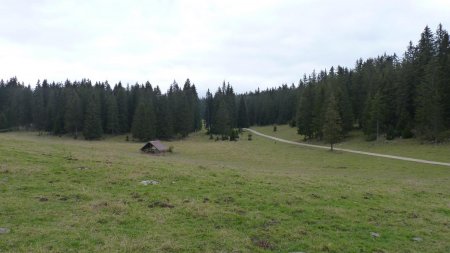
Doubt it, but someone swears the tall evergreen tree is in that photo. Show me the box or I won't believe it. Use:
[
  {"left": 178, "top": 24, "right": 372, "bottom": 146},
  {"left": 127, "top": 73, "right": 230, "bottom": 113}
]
[
  {"left": 204, "top": 89, "right": 214, "bottom": 132},
  {"left": 64, "top": 89, "right": 83, "bottom": 138},
  {"left": 83, "top": 95, "right": 103, "bottom": 140},
  {"left": 105, "top": 94, "right": 119, "bottom": 134},
  {"left": 237, "top": 96, "right": 249, "bottom": 128},
  {"left": 32, "top": 82, "right": 47, "bottom": 132},
  {"left": 323, "top": 94, "right": 342, "bottom": 151},
  {"left": 131, "top": 100, "right": 156, "bottom": 141},
  {"left": 155, "top": 95, "right": 173, "bottom": 139},
  {"left": 114, "top": 83, "right": 129, "bottom": 133},
  {"left": 214, "top": 99, "right": 231, "bottom": 137},
  {"left": 0, "top": 112, "right": 8, "bottom": 129},
  {"left": 415, "top": 59, "right": 443, "bottom": 141}
]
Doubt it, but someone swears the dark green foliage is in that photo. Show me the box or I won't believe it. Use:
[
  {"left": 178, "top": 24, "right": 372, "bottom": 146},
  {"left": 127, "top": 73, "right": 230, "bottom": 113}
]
[
  {"left": 229, "top": 129, "right": 239, "bottom": 141},
  {"left": 213, "top": 100, "right": 231, "bottom": 137},
  {"left": 237, "top": 96, "right": 249, "bottom": 128},
  {"left": 131, "top": 100, "right": 156, "bottom": 141},
  {"left": 0, "top": 77, "right": 201, "bottom": 140},
  {"left": 114, "top": 83, "right": 129, "bottom": 133},
  {"left": 155, "top": 95, "right": 173, "bottom": 139},
  {"left": 323, "top": 94, "right": 342, "bottom": 150},
  {"left": 64, "top": 89, "right": 82, "bottom": 138},
  {"left": 296, "top": 84, "right": 315, "bottom": 139},
  {"left": 0, "top": 112, "right": 8, "bottom": 129},
  {"left": 83, "top": 96, "right": 103, "bottom": 140},
  {"left": 105, "top": 95, "right": 119, "bottom": 134},
  {"left": 415, "top": 59, "right": 443, "bottom": 141}
]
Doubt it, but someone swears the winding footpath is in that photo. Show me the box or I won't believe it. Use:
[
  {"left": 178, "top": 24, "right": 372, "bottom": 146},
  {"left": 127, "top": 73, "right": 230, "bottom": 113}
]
[{"left": 244, "top": 128, "right": 450, "bottom": 167}]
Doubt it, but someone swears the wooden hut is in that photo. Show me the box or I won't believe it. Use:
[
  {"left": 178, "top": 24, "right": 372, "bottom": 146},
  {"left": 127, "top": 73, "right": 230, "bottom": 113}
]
[{"left": 140, "top": 140, "right": 169, "bottom": 154}]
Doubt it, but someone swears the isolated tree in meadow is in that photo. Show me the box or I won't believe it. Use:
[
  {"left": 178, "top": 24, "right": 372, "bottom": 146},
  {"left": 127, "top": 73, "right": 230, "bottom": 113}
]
[
  {"left": 323, "top": 94, "right": 342, "bottom": 151},
  {"left": 83, "top": 96, "right": 103, "bottom": 140}
]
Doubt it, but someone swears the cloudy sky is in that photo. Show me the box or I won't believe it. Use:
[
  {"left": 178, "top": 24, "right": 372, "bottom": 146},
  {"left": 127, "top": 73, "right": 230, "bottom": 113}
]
[{"left": 0, "top": 0, "right": 449, "bottom": 94}]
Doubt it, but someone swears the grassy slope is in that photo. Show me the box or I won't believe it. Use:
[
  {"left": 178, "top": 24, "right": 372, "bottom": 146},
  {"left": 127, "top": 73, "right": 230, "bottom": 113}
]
[
  {"left": 252, "top": 125, "right": 450, "bottom": 163},
  {"left": 0, "top": 131, "right": 449, "bottom": 252}
]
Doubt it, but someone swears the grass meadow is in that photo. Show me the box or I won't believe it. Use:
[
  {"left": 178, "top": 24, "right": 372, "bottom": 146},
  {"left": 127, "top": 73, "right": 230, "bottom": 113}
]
[{"left": 0, "top": 129, "right": 449, "bottom": 252}]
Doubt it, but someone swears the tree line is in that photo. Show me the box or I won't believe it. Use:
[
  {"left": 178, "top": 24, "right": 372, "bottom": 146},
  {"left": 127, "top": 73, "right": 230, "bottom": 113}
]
[
  {"left": 1, "top": 25, "right": 449, "bottom": 143},
  {"left": 204, "top": 24, "right": 450, "bottom": 143},
  {"left": 0, "top": 78, "right": 201, "bottom": 140}
]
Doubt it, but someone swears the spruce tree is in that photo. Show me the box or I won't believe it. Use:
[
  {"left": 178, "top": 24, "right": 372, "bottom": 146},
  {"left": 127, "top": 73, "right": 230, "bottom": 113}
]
[
  {"left": 114, "top": 84, "right": 129, "bottom": 133},
  {"left": 32, "top": 84, "right": 47, "bottom": 132},
  {"left": 214, "top": 99, "right": 231, "bottom": 137},
  {"left": 83, "top": 96, "right": 103, "bottom": 140},
  {"left": 237, "top": 96, "right": 249, "bottom": 128},
  {"left": 105, "top": 95, "right": 119, "bottom": 134},
  {"left": 155, "top": 95, "right": 173, "bottom": 139},
  {"left": 64, "top": 89, "right": 82, "bottom": 138},
  {"left": 415, "top": 59, "right": 443, "bottom": 141},
  {"left": 131, "top": 100, "right": 156, "bottom": 141},
  {"left": 323, "top": 94, "right": 342, "bottom": 151},
  {"left": 0, "top": 112, "right": 8, "bottom": 129},
  {"left": 204, "top": 89, "right": 214, "bottom": 132},
  {"left": 296, "top": 85, "right": 315, "bottom": 139}
]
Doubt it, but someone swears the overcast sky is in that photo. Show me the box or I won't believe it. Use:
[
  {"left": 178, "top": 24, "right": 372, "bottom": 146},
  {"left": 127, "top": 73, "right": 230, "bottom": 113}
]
[{"left": 1, "top": 0, "right": 449, "bottom": 94}]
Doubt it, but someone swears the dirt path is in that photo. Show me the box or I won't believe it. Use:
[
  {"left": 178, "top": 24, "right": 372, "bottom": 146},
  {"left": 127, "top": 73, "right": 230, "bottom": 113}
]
[{"left": 244, "top": 128, "right": 450, "bottom": 167}]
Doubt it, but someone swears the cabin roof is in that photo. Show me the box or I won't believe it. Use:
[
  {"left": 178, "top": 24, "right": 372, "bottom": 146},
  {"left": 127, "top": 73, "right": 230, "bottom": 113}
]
[{"left": 141, "top": 140, "right": 168, "bottom": 152}]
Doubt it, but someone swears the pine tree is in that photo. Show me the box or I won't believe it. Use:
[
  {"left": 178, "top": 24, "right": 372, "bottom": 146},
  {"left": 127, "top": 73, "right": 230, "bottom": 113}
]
[
  {"left": 0, "top": 112, "right": 8, "bottom": 129},
  {"left": 435, "top": 24, "right": 450, "bottom": 129},
  {"left": 204, "top": 89, "right": 214, "bottom": 132},
  {"left": 237, "top": 96, "right": 249, "bottom": 128},
  {"left": 105, "top": 95, "right": 119, "bottom": 134},
  {"left": 296, "top": 85, "right": 314, "bottom": 139},
  {"left": 131, "top": 100, "right": 156, "bottom": 141},
  {"left": 415, "top": 59, "right": 443, "bottom": 141},
  {"left": 323, "top": 94, "right": 342, "bottom": 151},
  {"left": 64, "top": 89, "right": 82, "bottom": 138},
  {"left": 155, "top": 95, "right": 173, "bottom": 139},
  {"left": 114, "top": 84, "right": 129, "bottom": 133},
  {"left": 366, "top": 91, "right": 386, "bottom": 140},
  {"left": 32, "top": 83, "right": 47, "bottom": 132},
  {"left": 83, "top": 96, "right": 103, "bottom": 140},
  {"left": 214, "top": 99, "right": 231, "bottom": 137}
]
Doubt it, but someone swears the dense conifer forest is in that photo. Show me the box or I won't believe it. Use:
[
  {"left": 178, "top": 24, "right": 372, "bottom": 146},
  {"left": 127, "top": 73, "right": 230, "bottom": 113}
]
[
  {"left": 205, "top": 25, "right": 450, "bottom": 142},
  {"left": 0, "top": 78, "right": 201, "bottom": 140},
  {"left": 1, "top": 25, "right": 449, "bottom": 142}
]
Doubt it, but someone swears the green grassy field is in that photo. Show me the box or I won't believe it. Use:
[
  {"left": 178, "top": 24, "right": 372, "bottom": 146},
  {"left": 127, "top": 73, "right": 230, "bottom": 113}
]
[
  {"left": 253, "top": 125, "right": 450, "bottom": 163},
  {"left": 0, "top": 130, "right": 449, "bottom": 252}
]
